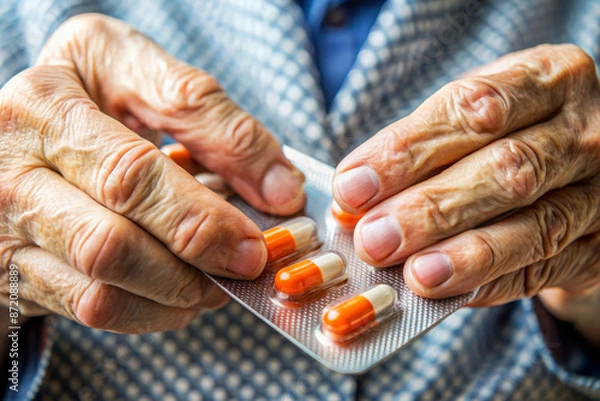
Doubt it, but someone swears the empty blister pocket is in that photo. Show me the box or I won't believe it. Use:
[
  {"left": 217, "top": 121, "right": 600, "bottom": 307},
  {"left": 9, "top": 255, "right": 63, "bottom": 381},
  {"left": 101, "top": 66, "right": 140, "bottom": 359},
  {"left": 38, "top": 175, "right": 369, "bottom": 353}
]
[{"left": 207, "top": 146, "right": 474, "bottom": 374}]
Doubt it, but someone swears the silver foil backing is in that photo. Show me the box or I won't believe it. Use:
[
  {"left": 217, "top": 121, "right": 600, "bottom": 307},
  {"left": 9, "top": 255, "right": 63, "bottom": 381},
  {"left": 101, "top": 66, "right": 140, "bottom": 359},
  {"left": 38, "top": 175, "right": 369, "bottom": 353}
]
[{"left": 209, "top": 146, "right": 473, "bottom": 374}]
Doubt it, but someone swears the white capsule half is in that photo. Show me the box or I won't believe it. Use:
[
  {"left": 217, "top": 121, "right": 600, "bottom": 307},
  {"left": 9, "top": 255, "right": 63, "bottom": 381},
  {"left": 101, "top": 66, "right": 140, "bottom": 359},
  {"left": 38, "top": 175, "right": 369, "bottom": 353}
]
[
  {"left": 361, "top": 284, "right": 397, "bottom": 315},
  {"left": 263, "top": 217, "right": 318, "bottom": 263}
]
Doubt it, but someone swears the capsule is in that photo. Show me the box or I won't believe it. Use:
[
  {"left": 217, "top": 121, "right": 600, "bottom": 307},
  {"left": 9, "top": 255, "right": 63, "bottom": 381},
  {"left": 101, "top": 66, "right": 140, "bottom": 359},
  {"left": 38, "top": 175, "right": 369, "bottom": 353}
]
[
  {"left": 275, "top": 252, "right": 345, "bottom": 296},
  {"left": 263, "top": 217, "right": 318, "bottom": 263},
  {"left": 162, "top": 143, "right": 199, "bottom": 173},
  {"left": 194, "top": 172, "right": 233, "bottom": 199},
  {"left": 330, "top": 201, "right": 364, "bottom": 232},
  {"left": 322, "top": 284, "right": 397, "bottom": 340}
]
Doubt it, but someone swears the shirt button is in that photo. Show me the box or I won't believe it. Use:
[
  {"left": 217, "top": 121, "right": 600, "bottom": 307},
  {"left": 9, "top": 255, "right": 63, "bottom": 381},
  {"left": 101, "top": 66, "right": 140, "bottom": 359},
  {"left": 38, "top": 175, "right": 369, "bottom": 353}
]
[{"left": 323, "top": 6, "right": 348, "bottom": 27}]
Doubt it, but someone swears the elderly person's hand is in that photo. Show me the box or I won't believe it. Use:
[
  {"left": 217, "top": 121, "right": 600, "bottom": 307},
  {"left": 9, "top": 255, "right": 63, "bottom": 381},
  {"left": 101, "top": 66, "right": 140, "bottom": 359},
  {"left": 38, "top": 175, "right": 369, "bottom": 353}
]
[
  {"left": 0, "top": 14, "right": 305, "bottom": 333},
  {"left": 333, "top": 44, "right": 600, "bottom": 347}
]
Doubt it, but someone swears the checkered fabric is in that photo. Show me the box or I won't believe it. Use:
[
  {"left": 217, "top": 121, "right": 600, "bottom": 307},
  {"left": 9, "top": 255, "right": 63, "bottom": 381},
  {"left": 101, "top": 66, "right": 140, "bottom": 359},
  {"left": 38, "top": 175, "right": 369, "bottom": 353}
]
[{"left": 1, "top": 0, "right": 600, "bottom": 400}]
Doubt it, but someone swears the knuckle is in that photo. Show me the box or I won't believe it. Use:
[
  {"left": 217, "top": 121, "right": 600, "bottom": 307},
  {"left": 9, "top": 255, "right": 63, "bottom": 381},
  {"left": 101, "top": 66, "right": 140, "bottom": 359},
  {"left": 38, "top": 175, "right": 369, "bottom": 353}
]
[
  {"left": 377, "top": 126, "right": 421, "bottom": 175},
  {"left": 487, "top": 138, "right": 543, "bottom": 202},
  {"left": 472, "top": 280, "right": 511, "bottom": 307},
  {"left": 516, "top": 45, "right": 556, "bottom": 80},
  {"left": 169, "top": 207, "right": 226, "bottom": 263},
  {"left": 71, "top": 282, "right": 131, "bottom": 330},
  {"left": 0, "top": 67, "right": 51, "bottom": 111},
  {"left": 58, "top": 13, "right": 111, "bottom": 36},
  {"left": 47, "top": 95, "right": 99, "bottom": 140},
  {"left": 521, "top": 260, "right": 552, "bottom": 297},
  {"left": 469, "top": 232, "right": 497, "bottom": 279},
  {"left": 43, "top": 13, "right": 128, "bottom": 60},
  {"left": 223, "top": 114, "right": 269, "bottom": 163},
  {"left": 71, "top": 218, "right": 130, "bottom": 283},
  {"left": 160, "top": 67, "right": 222, "bottom": 117},
  {"left": 383, "top": 125, "right": 412, "bottom": 159},
  {"left": 415, "top": 189, "right": 453, "bottom": 235},
  {"left": 2, "top": 65, "right": 89, "bottom": 105},
  {"left": 1, "top": 66, "right": 98, "bottom": 140},
  {"left": 525, "top": 44, "right": 598, "bottom": 98},
  {"left": 168, "top": 207, "right": 209, "bottom": 257},
  {"left": 163, "top": 274, "right": 205, "bottom": 309},
  {"left": 97, "top": 143, "right": 163, "bottom": 214},
  {"left": 558, "top": 44, "right": 598, "bottom": 80},
  {"left": 445, "top": 78, "right": 508, "bottom": 136},
  {"left": 476, "top": 262, "right": 550, "bottom": 306},
  {"left": 531, "top": 200, "right": 571, "bottom": 260},
  {"left": 2, "top": 66, "right": 41, "bottom": 95},
  {"left": 542, "top": 233, "right": 600, "bottom": 292}
]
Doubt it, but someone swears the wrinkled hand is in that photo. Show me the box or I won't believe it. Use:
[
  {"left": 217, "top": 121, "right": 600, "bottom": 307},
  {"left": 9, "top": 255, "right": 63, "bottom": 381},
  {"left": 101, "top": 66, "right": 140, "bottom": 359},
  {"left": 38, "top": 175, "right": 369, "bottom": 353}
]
[
  {"left": 333, "top": 44, "right": 600, "bottom": 344},
  {"left": 0, "top": 14, "right": 305, "bottom": 333}
]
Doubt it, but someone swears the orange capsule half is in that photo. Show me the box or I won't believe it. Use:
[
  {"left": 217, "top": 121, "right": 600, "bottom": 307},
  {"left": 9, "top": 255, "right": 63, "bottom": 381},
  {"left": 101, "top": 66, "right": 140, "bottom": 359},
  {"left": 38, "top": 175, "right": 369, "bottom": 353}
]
[
  {"left": 330, "top": 201, "right": 364, "bottom": 232},
  {"left": 275, "top": 252, "right": 345, "bottom": 296},
  {"left": 322, "top": 284, "right": 397, "bottom": 340},
  {"left": 263, "top": 217, "right": 318, "bottom": 263},
  {"left": 162, "top": 143, "right": 199, "bottom": 174}
]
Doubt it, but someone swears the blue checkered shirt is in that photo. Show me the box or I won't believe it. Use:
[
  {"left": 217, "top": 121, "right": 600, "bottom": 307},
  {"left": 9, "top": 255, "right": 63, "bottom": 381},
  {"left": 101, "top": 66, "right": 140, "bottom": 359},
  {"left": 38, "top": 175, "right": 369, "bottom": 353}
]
[{"left": 1, "top": 0, "right": 600, "bottom": 400}]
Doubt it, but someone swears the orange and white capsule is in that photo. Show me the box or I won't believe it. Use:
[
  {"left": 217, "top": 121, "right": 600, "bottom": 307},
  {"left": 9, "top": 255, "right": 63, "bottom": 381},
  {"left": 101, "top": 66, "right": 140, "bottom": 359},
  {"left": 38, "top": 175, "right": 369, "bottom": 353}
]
[
  {"left": 263, "top": 217, "right": 318, "bottom": 263},
  {"left": 322, "top": 284, "right": 397, "bottom": 340},
  {"left": 330, "top": 201, "right": 364, "bottom": 232},
  {"left": 275, "top": 252, "right": 345, "bottom": 297}
]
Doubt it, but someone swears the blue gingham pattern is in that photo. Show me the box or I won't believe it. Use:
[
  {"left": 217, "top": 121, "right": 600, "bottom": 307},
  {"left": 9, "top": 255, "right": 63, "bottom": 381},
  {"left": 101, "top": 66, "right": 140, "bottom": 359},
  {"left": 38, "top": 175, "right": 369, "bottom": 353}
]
[{"left": 1, "top": 0, "right": 600, "bottom": 399}]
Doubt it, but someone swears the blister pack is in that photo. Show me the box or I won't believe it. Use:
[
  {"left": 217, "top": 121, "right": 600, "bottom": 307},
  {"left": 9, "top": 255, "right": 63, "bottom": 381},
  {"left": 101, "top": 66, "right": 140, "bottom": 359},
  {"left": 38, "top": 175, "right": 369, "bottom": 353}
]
[{"left": 208, "top": 147, "right": 474, "bottom": 374}]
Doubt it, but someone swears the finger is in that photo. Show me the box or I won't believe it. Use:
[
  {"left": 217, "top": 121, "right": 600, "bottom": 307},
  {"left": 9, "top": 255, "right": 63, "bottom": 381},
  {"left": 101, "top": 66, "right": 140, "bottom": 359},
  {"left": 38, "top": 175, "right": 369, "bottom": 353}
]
[
  {"left": 4, "top": 66, "right": 267, "bottom": 279},
  {"left": 10, "top": 166, "right": 228, "bottom": 309},
  {"left": 469, "top": 233, "right": 600, "bottom": 307},
  {"left": 161, "top": 143, "right": 233, "bottom": 197},
  {"left": 10, "top": 246, "right": 212, "bottom": 333},
  {"left": 460, "top": 44, "right": 588, "bottom": 78},
  {"left": 401, "top": 182, "right": 600, "bottom": 302},
  {"left": 333, "top": 44, "right": 598, "bottom": 212},
  {"left": 37, "top": 14, "right": 305, "bottom": 215},
  {"left": 352, "top": 108, "right": 600, "bottom": 266}
]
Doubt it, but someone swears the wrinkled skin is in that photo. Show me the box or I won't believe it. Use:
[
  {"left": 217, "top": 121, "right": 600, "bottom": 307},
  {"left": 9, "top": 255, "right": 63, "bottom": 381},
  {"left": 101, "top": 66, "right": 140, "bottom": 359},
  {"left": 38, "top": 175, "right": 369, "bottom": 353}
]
[
  {"left": 334, "top": 44, "right": 600, "bottom": 348},
  {"left": 0, "top": 14, "right": 306, "bottom": 334}
]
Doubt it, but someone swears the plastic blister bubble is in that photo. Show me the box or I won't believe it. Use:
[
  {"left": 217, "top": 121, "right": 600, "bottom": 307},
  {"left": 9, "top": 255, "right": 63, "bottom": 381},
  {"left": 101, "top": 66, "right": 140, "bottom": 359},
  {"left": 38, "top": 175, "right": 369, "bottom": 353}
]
[
  {"left": 263, "top": 216, "right": 321, "bottom": 269},
  {"left": 207, "top": 146, "right": 474, "bottom": 374},
  {"left": 271, "top": 250, "right": 348, "bottom": 306}
]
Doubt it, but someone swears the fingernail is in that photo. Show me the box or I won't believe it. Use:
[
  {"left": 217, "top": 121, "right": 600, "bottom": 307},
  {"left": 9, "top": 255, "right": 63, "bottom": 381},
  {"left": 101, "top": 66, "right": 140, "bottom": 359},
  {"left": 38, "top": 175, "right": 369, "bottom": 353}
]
[
  {"left": 226, "top": 239, "right": 267, "bottom": 277},
  {"left": 261, "top": 164, "right": 305, "bottom": 210},
  {"left": 360, "top": 216, "right": 402, "bottom": 261},
  {"left": 411, "top": 252, "right": 453, "bottom": 288},
  {"left": 334, "top": 166, "right": 379, "bottom": 209}
]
